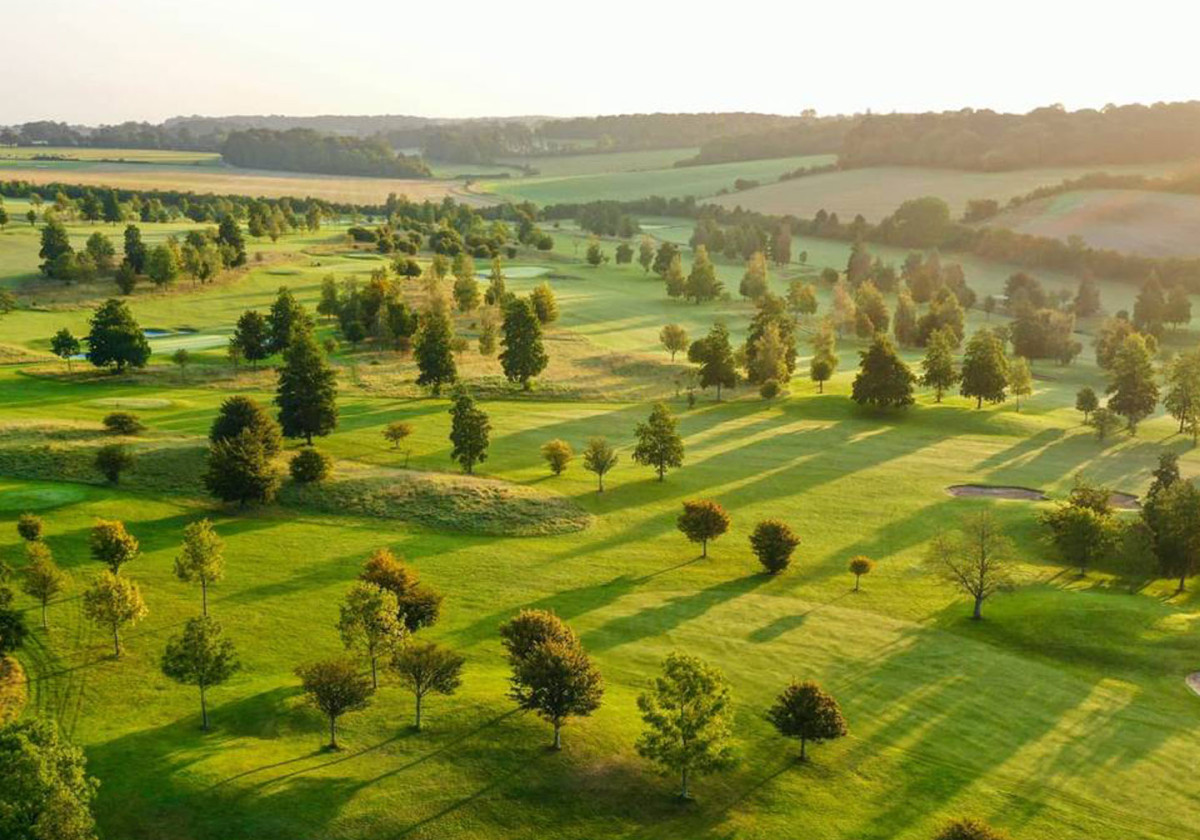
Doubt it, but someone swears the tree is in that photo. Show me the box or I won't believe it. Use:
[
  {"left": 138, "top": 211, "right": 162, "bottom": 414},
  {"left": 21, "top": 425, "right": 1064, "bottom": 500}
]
[
  {"left": 959, "top": 329, "right": 1008, "bottom": 408},
  {"left": 638, "top": 237, "right": 655, "bottom": 273},
  {"left": 1106, "top": 333, "right": 1159, "bottom": 432},
  {"left": 1144, "top": 479, "right": 1200, "bottom": 592},
  {"left": 766, "top": 680, "right": 847, "bottom": 761},
  {"left": 210, "top": 396, "right": 282, "bottom": 457},
  {"left": 690, "top": 322, "right": 737, "bottom": 400},
  {"left": 893, "top": 290, "right": 919, "bottom": 346},
  {"left": 663, "top": 253, "right": 686, "bottom": 298},
  {"left": 1007, "top": 357, "right": 1033, "bottom": 411},
  {"left": 746, "top": 322, "right": 789, "bottom": 386},
  {"left": 160, "top": 616, "right": 239, "bottom": 731},
  {"left": 1039, "top": 491, "right": 1116, "bottom": 576},
  {"left": 0, "top": 719, "right": 99, "bottom": 840},
  {"left": 920, "top": 327, "right": 959, "bottom": 402},
  {"left": 17, "top": 514, "right": 43, "bottom": 543},
  {"left": 452, "top": 273, "right": 480, "bottom": 313},
  {"left": 809, "top": 322, "right": 838, "bottom": 393},
  {"left": 93, "top": 444, "right": 134, "bottom": 485},
  {"left": 267, "top": 287, "right": 307, "bottom": 354},
  {"left": 383, "top": 421, "right": 414, "bottom": 459},
  {"left": 750, "top": 520, "right": 800, "bottom": 573},
  {"left": 659, "top": 324, "right": 689, "bottom": 361},
  {"left": 851, "top": 334, "right": 915, "bottom": 410},
  {"left": 203, "top": 428, "right": 281, "bottom": 508},
  {"left": 499, "top": 297, "right": 548, "bottom": 388},
  {"left": 541, "top": 439, "right": 573, "bottom": 476},
  {"left": 84, "top": 232, "right": 117, "bottom": 276},
  {"left": 1089, "top": 407, "right": 1121, "bottom": 441},
  {"left": 499, "top": 607, "right": 578, "bottom": 658},
  {"left": 38, "top": 218, "right": 73, "bottom": 277},
  {"left": 1165, "top": 284, "right": 1192, "bottom": 330},
  {"left": 1164, "top": 349, "right": 1200, "bottom": 442},
  {"left": 788, "top": 281, "right": 818, "bottom": 318},
  {"left": 615, "top": 241, "right": 634, "bottom": 265},
  {"left": 510, "top": 638, "right": 604, "bottom": 750},
  {"left": 529, "top": 282, "right": 559, "bottom": 324},
  {"left": 684, "top": 245, "right": 723, "bottom": 303},
  {"left": 449, "top": 390, "right": 490, "bottom": 474},
  {"left": 632, "top": 403, "right": 685, "bottom": 481},
  {"left": 1132, "top": 273, "right": 1167, "bottom": 335},
  {"left": 171, "top": 348, "right": 191, "bottom": 381},
  {"left": 230, "top": 310, "right": 269, "bottom": 368},
  {"left": 85, "top": 298, "right": 150, "bottom": 373},
  {"left": 89, "top": 519, "right": 139, "bottom": 573},
  {"left": 122, "top": 224, "right": 147, "bottom": 273},
  {"left": 854, "top": 281, "right": 890, "bottom": 334},
  {"left": 636, "top": 653, "right": 735, "bottom": 800},
  {"left": 585, "top": 241, "right": 605, "bottom": 267},
  {"left": 82, "top": 570, "right": 147, "bottom": 657},
  {"left": 275, "top": 324, "right": 338, "bottom": 445},
  {"left": 677, "top": 500, "right": 731, "bottom": 558},
  {"left": 414, "top": 309, "right": 457, "bottom": 394},
  {"left": 49, "top": 328, "right": 80, "bottom": 372},
  {"left": 933, "top": 818, "right": 1012, "bottom": 840},
  {"left": 174, "top": 519, "right": 224, "bottom": 616},
  {"left": 0, "top": 597, "right": 27, "bottom": 657},
  {"left": 146, "top": 244, "right": 179, "bottom": 287},
  {"left": 290, "top": 448, "right": 331, "bottom": 483},
  {"left": 22, "top": 542, "right": 67, "bottom": 629},
  {"left": 359, "top": 548, "right": 443, "bottom": 632},
  {"left": 582, "top": 436, "right": 618, "bottom": 492},
  {"left": 478, "top": 310, "right": 498, "bottom": 356},
  {"left": 338, "top": 582, "right": 406, "bottom": 689},
  {"left": 390, "top": 641, "right": 464, "bottom": 731},
  {"left": 848, "top": 556, "right": 874, "bottom": 590},
  {"left": 1075, "top": 387, "right": 1098, "bottom": 423},
  {"left": 739, "top": 252, "right": 768, "bottom": 299},
  {"left": 317, "top": 274, "right": 340, "bottom": 320},
  {"left": 927, "top": 512, "right": 1012, "bottom": 620},
  {"left": 295, "top": 659, "right": 374, "bottom": 750}
]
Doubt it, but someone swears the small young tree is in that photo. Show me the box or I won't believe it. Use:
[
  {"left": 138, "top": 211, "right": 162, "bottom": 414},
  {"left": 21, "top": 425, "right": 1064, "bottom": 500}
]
[
  {"left": 338, "top": 582, "right": 407, "bottom": 689},
  {"left": 16, "top": 513, "right": 43, "bottom": 542},
  {"left": 383, "top": 420, "right": 414, "bottom": 456},
  {"left": 89, "top": 519, "right": 139, "bottom": 573},
  {"left": 390, "top": 641, "right": 465, "bottom": 731},
  {"left": 499, "top": 297, "right": 548, "bottom": 389},
  {"left": 358, "top": 548, "right": 443, "bottom": 632},
  {"left": 659, "top": 324, "right": 689, "bottom": 361},
  {"left": 1039, "top": 495, "right": 1116, "bottom": 576},
  {"left": 529, "top": 282, "right": 559, "bottom": 324},
  {"left": 766, "top": 680, "right": 848, "bottom": 761},
  {"left": 920, "top": 327, "right": 959, "bottom": 402},
  {"left": 174, "top": 519, "right": 225, "bottom": 616},
  {"left": 582, "top": 436, "right": 618, "bottom": 492},
  {"left": 690, "top": 322, "right": 737, "bottom": 400},
  {"left": 636, "top": 653, "right": 735, "bottom": 800},
  {"left": 810, "top": 322, "right": 839, "bottom": 393},
  {"left": 677, "top": 500, "right": 731, "bottom": 558},
  {"left": 1007, "top": 356, "right": 1033, "bottom": 411},
  {"left": 510, "top": 638, "right": 604, "bottom": 750},
  {"left": 499, "top": 609, "right": 578, "bottom": 664},
  {"left": 232, "top": 309, "right": 270, "bottom": 367},
  {"left": 960, "top": 329, "right": 1009, "bottom": 408},
  {"left": 449, "top": 390, "right": 490, "bottom": 474},
  {"left": 102, "top": 411, "right": 143, "bottom": 435},
  {"left": 632, "top": 403, "right": 685, "bottom": 481},
  {"left": 1089, "top": 407, "right": 1121, "bottom": 441},
  {"left": 82, "top": 570, "right": 147, "bottom": 657},
  {"left": 160, "top": 615, "right": 239, "bottom": 730},
  {"left": 541, "top": 439, "right": 573, "bottom": 476},
  {"left": 749, "top": 520, "right": 800, "bottom": 573},
  {"left": 94, "top": 444, "right": 135, "bottom": 485},
  {"left": 1075, "top": 387, "right": 1098, "bottom": 423},
  {"left": 172, "top": 348, "right": 191, "bottom": 381},
  {"left": 51, "top": 327, "right": 81, "bottom": 372},
  {"left": 1106, "top": 333, "right": 1159, "bottom": 432},
  {"left": 22, "top": 541, "right": 68, "bottom": 629},
  {"left": 290, "top": 448, "right": 331, "bottom": 483},
  {"left": 927, "top": 512, "right": 1012, "bottom": 620},
  {"left": 295, "top": 658, "right": 374, "bottom": 750},
  {"left": 848, "top": 556, "right": 874, "bottom": 591},
  {"left": 203, "top": 429, "right": 281, "bottom": 508}
]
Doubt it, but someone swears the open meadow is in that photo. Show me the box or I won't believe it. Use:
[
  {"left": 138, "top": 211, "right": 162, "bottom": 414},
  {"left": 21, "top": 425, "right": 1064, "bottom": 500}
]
[{"left": 0, "top": 193, "right": 1198, "bottom": 840}]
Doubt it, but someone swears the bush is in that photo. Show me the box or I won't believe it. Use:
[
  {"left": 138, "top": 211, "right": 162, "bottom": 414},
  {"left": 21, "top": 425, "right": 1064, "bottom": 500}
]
[
  {"left": 102, "top": 412, "right": 144, "bottom": 435},
  {"left": 750, "top": 520, "right": 800, "bottom": 573},
  {"left": 95, "top": 444, "right": 135, "bottom": 484},
  {"left": 933, "top": 818, "right": 1011, "bottom": 840},
  {"left": 759, "top": 379, "right": 780, "bottom": 399},
  {"left": 290, "top": 448, "right": 331, "bottom": 484},
  {"left": 541, "top": 439, "right": 573, "bottom": 476},
  {"left": 16, "top": 513, "right": 43, "bottom": 542}
]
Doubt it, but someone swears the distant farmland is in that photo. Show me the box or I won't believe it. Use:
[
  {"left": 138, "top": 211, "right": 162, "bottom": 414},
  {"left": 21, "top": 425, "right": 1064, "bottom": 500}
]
[
  {"left": 988, "top": 189, "right": 1200, "bottom": 258},
  {"left": 709, "top": 162, "right": 1188, "bottom": 221},
  {"left": 0, "top": 146, "right": 221, "bottom": 165}
]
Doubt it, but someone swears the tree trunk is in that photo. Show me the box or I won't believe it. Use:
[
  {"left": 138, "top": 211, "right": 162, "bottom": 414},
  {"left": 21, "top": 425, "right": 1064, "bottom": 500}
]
[
  {"left": 800, "top": 736, "right": 807, "bottom": 761},
  {"left": 597, "top": 474, "right": 604, "bottom": 493},
  {"left": 972, "top": 595, "right": 983, "bottom": 620},
  {"left": 976, "top": 396, "right": 982, "bottom": 409},
  {"left": 201, "top": 579, "right": 208, "bottom": 617},
  {"left": 854, "top": 574, "right": 861, "bottom": 592},
  {"left": 818, "top": 380, "right": 823, "bottom": 393},
  {"left": 112, "top": 625, "right": 121, "bottom": 658},
  {"left": 680, "top": 767, "right": 690, "bottom": 799},
  {"left": 306, "top": 431, "right": 313, "bottom": 446},
  {"left": 371, "top": 656, "right": 378, "bottom": 689},
  {"left": 41, "top": 601, "right": 48, "bottom": 630},
  {"left": 716, "top": 383, "right": 722, "bottom": 401},
  {"left": 329, "top": 715, "right": 338, "bottom": 750},
  {"left": 415, "top": 692, "right": 423, "bottom": 731},
  {"left": 701, "top": 539, "right": 707, "bottom": 558},
  {"left": 553, "top": 721, "right": 562, "bottom": 750},
  {"left": 1179, "top": 574, "right": 1187, "bottom": 594},
  {"left": 658, "top": 465, "right": 665, "bottom": 482},
  {"left": 200, "top": 683, "right": 209, "bottom": 730}
]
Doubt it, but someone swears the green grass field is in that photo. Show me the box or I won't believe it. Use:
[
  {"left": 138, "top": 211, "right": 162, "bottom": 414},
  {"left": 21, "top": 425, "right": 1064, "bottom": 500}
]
[
  {"left": 480, "top": 155, "right": 836, "bottom": 204},
  {"left": 0, "top": 206, "right": 1198, "bottom": 840},
  {"left": 989, "top": 189, "right": 1200, "bottom": 258},
  {"left": 710, "top": 163, "right": 1190, "bottom": 222},
  {"left": 0, "top": 147, "right": 221, "bottom": 165}
]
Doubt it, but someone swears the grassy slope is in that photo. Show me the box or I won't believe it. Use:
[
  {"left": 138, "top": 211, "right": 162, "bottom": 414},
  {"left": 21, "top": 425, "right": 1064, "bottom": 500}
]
[
  {"left": 709, "top": 163, "right": 1187, "bottom": 222},
  {"left": 481, "top": 155, "right": 836, "bottom": 205},
  {"left": 988, "top": 189, "right": 1200, "bottom": 258},
  {"left": 0, "top": 210, "right": 1197, "bottom": 840},
  {"left": 0, "top": 147, "right": 221, "bottom": 164}
]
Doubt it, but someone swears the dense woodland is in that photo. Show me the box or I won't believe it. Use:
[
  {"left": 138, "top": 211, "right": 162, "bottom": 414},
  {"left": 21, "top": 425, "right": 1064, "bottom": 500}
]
[{"left": 220, "top": 129, "right": 431, "bottom": 178}]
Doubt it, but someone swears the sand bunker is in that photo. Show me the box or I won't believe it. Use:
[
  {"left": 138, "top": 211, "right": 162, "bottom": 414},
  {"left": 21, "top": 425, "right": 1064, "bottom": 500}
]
[
  {"left": 947, "top": 485, "right": 1047, "bottom": 501},
  {"left": 1188, "top": 673, "right": 1200, "bottom": 698}
]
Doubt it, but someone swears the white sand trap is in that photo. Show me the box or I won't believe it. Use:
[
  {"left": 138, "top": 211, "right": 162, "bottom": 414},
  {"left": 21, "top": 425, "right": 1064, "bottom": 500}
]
[
  {"left": 1187, "top": 673, "right": 1200, "bottom": 697},
  {"left": 948, "top": 485, "right": 1047, "bottom": 501}
]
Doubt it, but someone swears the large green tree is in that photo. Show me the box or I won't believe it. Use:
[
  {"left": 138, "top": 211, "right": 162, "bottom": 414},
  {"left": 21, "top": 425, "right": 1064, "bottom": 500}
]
[
  {"left": 84, "top": 299, "right": 150, "bottom": 373},
  {"left": 851, "top": 334, "right": 915, "bottom": 409},
  {"left": 449, "top": 390, "right": 490, "bottom": 474},
  {"left": 389, "top": 641, "right": 464, "bottom": 731},
  {"left": 510, "top": 638, "right": 604, "bottom": 750},
  {"left": 689, "top": 322, "right": 738, "bottom": 400},
  {"left": 684, "top": 245, "right": 723, "bottom": 303},
  {"left": 632, "top": 403, "right": 685, "bottom": 481},
  {"left": 0, "top": 719, "right": 99, "bottom": 840},
  {"left": 202, "top": 428, "right": 281, "bottom": 508},
  {"left": 160, "top": 616, "right": 240, "bottom": 730},
  {"left": 1106, "top": 333, "right": 1159, "bottom": 432},
  {"left": 766, "top": 680, "right": 848, "bottom": 761},
  {"left": 499, "top": 297, "right": 548, "bottom": 388},
  {"left": 295, "top": 659, "right": 374, "bottom": 750},
  {"left": 275, "top": 325, "right": 338, "bottom": 445},
  {"left": 959, "top": 329, "right": 1009, "bottom": 408},
  {"left": 414, "top": 309, "right": 457, "bottom": 394},
  {"left": 920, "top": 327, "right": 959, "bottom": 402}
]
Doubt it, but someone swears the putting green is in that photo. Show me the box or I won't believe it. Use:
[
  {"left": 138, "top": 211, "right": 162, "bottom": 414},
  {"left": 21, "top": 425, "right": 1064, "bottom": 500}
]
[
  {"left": 0, "top": 482, "right": 88, "bottom": 511},
  {"left": 86, "top": 397, "right": 175, "bottom": 410},
  {"left": 477, "top": 265, "right": 548, "bottom": 279}
]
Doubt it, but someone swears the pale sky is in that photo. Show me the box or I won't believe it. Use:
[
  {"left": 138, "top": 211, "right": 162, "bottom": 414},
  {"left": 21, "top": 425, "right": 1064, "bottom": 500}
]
[{"left": 5, "top": 0, "right": 1199, "bottom": 125}]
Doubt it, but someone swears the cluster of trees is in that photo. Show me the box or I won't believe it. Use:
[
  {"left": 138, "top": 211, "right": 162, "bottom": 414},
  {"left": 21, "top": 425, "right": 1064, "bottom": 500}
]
[
  {"left": 221, "top": 128, "right": 431, "bottom": 178},
  {"left": 674, "top": 114, "right": 856, "bottom": 166},
  {"left": 0, "top": 118, "right": 222, "bottom": 150}
]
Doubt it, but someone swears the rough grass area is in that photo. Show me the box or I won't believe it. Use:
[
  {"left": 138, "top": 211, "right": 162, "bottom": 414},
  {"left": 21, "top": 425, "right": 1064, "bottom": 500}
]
[
  {"left": 0, "top": 422, "right": 587, "bottom": 537},
  {"left": 0, "top": 343, "right": 52, "bottom": 365},
  {"left": 283, "top": 462, "right": 590, "bottom": 537},
  {"left": 0, "top": 657, "right": 26, "bottom": 724}
]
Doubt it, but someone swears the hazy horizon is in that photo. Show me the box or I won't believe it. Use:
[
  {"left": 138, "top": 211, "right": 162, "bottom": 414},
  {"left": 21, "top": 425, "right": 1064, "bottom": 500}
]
[{"left": 6, "top": 0, "right": 1198, "bottom": 126}]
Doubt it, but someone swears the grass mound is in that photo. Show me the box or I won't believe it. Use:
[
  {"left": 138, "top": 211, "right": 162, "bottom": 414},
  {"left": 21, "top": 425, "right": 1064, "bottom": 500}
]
[
  {"left": 0, "top": 657, "right": 26, "bottom": 724},
  {"left": 282, "top": 462, "right": 590, "bottom": 536},
  {"left": 0, "top": 481, "right": 89, "bottom": 511}
]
